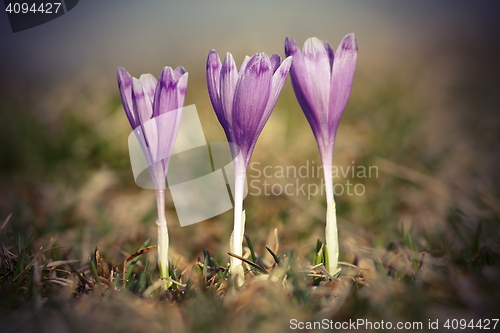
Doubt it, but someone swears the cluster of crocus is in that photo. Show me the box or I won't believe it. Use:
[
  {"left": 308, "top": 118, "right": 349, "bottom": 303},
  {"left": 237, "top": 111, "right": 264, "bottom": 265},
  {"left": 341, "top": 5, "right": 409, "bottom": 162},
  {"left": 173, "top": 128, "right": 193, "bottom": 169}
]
[
  {"left": 117, "top": 66, "right": 188, "bottom": 280},
  {"left": 117, "top": 33, "right": 357, "bottom": 283}
]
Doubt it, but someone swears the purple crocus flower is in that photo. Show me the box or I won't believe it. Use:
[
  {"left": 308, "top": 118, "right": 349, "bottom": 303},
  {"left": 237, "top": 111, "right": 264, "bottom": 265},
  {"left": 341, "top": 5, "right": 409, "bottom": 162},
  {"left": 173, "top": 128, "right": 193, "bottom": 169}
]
[
  {"left": 206, "top": 50, "right": 292, "bottom": 282},
  {"left": 285, "top": 34, "right": 357, "bottom": 274},
  {"left": 117, "top": 66, "right": 188, "bottom": 279}
]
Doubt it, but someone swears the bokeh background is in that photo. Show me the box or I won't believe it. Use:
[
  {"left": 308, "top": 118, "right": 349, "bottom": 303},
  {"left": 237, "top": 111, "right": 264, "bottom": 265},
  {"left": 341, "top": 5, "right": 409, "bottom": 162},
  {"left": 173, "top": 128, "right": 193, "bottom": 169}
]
[{"left": 1, "top": 0, "right": 500, "bottom": 331}]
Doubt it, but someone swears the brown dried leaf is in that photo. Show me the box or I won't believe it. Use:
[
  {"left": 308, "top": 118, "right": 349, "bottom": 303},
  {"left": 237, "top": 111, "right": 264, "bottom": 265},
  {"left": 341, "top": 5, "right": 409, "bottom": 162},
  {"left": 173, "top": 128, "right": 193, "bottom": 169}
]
[{"left": 95, "top": 247, "right": 111, "bottom": 279}]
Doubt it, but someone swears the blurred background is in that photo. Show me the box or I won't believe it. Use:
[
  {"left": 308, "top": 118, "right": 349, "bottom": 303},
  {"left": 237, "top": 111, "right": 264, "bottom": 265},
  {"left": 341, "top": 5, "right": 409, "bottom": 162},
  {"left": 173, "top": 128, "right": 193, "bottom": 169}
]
[{"left": 1, "top": 0, "right": 500, "bottom": 330}]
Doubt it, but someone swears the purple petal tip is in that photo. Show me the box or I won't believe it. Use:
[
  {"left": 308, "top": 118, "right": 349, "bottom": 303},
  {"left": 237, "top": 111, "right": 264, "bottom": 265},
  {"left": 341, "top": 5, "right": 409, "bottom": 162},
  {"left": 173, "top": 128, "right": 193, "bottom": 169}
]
[
  {"left": 245, "top": 53, "right": 272, "bottom": 77},
  {"left": 284, "top": 37, "right": 299, "bottom": 56},
  {"left": 223, "top": 52, "right": 236, "bottom": 68},
  {"left": 207, "top": 50, "right": 221, "bottom": 70},
  {"left": 174, "top": 66, "right": 186, "bottom": 73},
  {"left": 117, "top": 67, "right": 131, "bottom": 82},
  {"left": 178, "top": 72, "right": 188, "bottom": 94},
  {"left": 279, "top": 56, "right": 293, "bottom": 76},
  {"left": 159, "top": 67, "right": 177, "bottom": 89},
  {"left": 341, "top": 33, "right": 358, "bottom": 51},
  {"left": 132, "top": 78, "right": 144, "bottom": 96}
]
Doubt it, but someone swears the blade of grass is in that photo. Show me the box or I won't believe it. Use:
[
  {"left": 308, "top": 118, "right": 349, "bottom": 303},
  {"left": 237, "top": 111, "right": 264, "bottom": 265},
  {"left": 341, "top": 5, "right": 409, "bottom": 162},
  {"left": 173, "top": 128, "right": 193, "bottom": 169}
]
[
  {"left": 324, "top": 244, "right": 330, "bottom": 272},
  {"left": 203, "top": 248, "right": 210, "bottom": 281},
  {"left": 245, "top": 234, "right": 257, "bottom": 263},
  {"left": 228, "top": 252, "right": 268, "bottom": 274},
  {"left": 265, "top": 245, "right": 281, "bottom": 265},
  {"left": 315, "top": 240, "right": 324, "bottom": 266},
  {"left": 89, "top": 257, "right": 100, "bottom": 284},
  {"left": 138, "top": 260, "right": 150, "bottom": 292}
]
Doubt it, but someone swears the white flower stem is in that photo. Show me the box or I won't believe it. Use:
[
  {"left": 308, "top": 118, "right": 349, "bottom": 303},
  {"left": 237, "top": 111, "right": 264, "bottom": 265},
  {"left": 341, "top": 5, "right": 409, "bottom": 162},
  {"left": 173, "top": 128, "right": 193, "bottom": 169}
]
[
  {"left": 230, "top": 159, "right": 246, "bottom": 285},
  {"left": 155, "top": 189, "right": 169, "bottom": 280},
  {"left": 322, "top": 158, "right": 339, "bottom": 274}
]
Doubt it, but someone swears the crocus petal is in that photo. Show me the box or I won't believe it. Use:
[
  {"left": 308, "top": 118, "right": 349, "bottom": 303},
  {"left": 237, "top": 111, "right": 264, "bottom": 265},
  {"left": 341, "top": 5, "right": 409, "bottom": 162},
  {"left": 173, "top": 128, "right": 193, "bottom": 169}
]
[
  {"left": 328, "top": 33, "right": 358, "bottom": 135},
  {"left": 133, "top": 126, "right": 164, "bottom": 189},
  {"left": 132, "top": 77, "right": 159, "bottom": 166},
  {"left": 206, "top": 50, "right": 224, "bottom": 126},
  {"left": 132, "top": 78, "right": 154, "bottom": 127},
  {"left": 269, "top": 54, "right": 282, "bottom": 73},
  {"left": 153, "top": 67, "right": 178, "bottom": 117},
  {"left": 238, "top": 56, "right": 251, "bottom": 77},
  {"left": 154, "top": 67, "right": 187, "bottom": 175},
  {"left": 285, "top": 37, "right": 322, "bottom": 141},
  {"left": 117, "top": 67, "right": 137, "bottom": 129},
  {"left": 232, "top": 53, "right": 273, "bottom": 163},
  {"left": 138, "top": 73, "right": 157, "bottom": 105},
  {"left": 259, "top": 55, "right": 292, "bottom": 131},
  {"left": 324, "top": 41, "right": 334, "bottom": 70},
  {"left": 302, "top": 37, "right": 332, "bottom": 116},
  {"left": 176, "top": 72, "right": 188, "bottom": 111},
  {"left": 156, "top": 108, "right": 182, "bottom": 176},
  {"left": 220, "top": 53, "right": 239, "bottom": 142},
  {"left": 173, "top": 66, "right": 186, "bottom": 81},
  {"left": 142, "top": 115, "right": 159, "bottom": 160},
  {"left": 152, "top": 67, "right": 187, "bottom": 175}
]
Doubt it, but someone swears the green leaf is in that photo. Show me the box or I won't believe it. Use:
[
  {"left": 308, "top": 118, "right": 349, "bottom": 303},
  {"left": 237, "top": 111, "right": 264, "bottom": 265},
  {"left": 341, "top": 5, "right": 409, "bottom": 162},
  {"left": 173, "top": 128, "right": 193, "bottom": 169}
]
[
  {"left": 245, "top": 234, "right": 257, "bottom": 263},
  {"left": 323, "top": 244, "right": 329, "bottom": 272},
  {"left": 203, "top": 248, "right": 210, "bottom": 280},
  {"left": 89, "top": 257, "right": 99, "bottom": 283},
  {"left": 315, "top": 239, "right": 324, "bottom": 266},
  {"left": 138, "top": 260, "right": 150, "bottom": 292}
]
